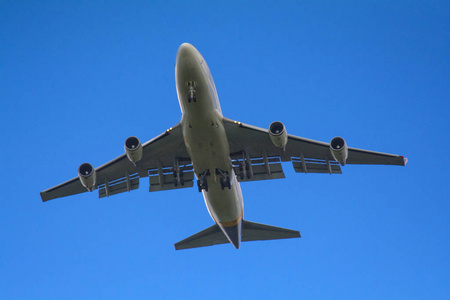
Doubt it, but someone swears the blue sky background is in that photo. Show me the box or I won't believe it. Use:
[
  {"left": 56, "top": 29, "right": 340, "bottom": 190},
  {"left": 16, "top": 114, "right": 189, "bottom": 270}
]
[{"left": 1, "top": 1, "right": 449, "bottom": 299}]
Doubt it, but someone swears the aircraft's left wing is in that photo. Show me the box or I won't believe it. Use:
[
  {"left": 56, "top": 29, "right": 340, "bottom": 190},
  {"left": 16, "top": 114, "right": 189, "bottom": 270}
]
[
  {"left": 222, "top": 117, "right": 406, "bottom": 182},
  {"left": 41, "top": 123, "right": 192, "bottom": 202}
]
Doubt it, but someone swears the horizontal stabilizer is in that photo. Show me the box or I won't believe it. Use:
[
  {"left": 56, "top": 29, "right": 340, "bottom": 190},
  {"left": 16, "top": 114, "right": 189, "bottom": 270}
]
[
  {"left": 174, "top": 220, "right": 300, "bottom": 250},
  {"left": 174, "top": 224, "right": 229, "bottom": 250},
  {"left": 241, "top": 220, "right": 301, "bottom": 241}
]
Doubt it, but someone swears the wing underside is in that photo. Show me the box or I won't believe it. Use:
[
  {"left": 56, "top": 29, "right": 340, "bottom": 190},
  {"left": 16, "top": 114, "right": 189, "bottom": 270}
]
[
  {"left": 40, "top": 123, "right": 192, "bottom": 202},
  {"left": 223, "top": 117, "right": 406, "bottom": 182},
  {"left": 41, "top": 118, "right": 406, "bottom": 201}
]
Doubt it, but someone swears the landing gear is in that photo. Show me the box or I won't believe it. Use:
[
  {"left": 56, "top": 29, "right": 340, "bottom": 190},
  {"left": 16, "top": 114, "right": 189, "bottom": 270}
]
[
  {"left": 216, "top": 169, "right": 231, "bottom": 190},
  {"left": 197, "top": 180, "right": 208, "bottom": 192},
  {"left": 220, "top": 176, "right": 231, "bottom": 190},
  {"left": 197, "top": 170, "right": 209, "bottom": 192},
  {"left": 187, "top": 81, "right": 196, "bottom": 103}
]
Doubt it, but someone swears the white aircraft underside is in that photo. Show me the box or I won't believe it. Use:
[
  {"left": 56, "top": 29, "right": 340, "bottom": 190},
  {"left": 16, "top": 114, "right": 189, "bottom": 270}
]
[{"left": 41, "top": 43, "right": 407, "bottom": 250}]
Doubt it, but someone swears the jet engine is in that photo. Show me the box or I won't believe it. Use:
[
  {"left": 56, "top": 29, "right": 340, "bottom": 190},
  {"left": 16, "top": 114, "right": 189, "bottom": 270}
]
[
  {"left": 330, "top": 136, "right": 348, "bottom": 166},
  {"left": 269, "top": 121, "right": 288, "bottom": 149},
  {"left": 125, "top": 136, "right": 143, "bottom": 163},
  {"left": 78, "top": 163, "right": 96, "bottom": 191}
]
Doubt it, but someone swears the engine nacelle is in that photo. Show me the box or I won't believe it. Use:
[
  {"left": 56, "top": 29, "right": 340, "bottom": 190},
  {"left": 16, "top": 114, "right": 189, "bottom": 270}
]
[
  {"left": 269, "top": 121, "right": 288, "bottom": 149},
  {"left": 330, "top": 137, "right": 348, "bottom": 166},
  {"left": 125, "top": 136, "right": 143, "bottom": 163},
  {"left": 78, "top": 163, "right": 96, "bottom": 191}
]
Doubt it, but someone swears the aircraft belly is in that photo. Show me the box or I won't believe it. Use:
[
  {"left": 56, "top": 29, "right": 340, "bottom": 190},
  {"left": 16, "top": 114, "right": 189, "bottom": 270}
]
[
  {"left": 183, "top": 111, "right": 231, "bottom": 175},
  {"left": 176, "top": 43, "right": 244, "bottom": 230},
  {"left": 203, "top": 173, "right": 244, "bottom": 224},
  {"left": 181, "top": 105, "right": 244, "bottom": 226}
]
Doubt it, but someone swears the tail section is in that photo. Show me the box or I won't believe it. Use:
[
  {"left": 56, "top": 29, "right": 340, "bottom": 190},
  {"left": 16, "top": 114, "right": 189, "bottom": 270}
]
[
  {"left": 174, "top": 224, "right": 228, "bottom": 250},
  {"left": 241, "top": 220, "right": 301, "bottom": 242},
  {"left": 174, "top": 220, "right": 300, "bottom": 250}
]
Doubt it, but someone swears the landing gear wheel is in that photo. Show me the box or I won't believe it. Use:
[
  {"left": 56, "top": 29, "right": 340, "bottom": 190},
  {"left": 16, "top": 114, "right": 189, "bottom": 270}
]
[
  {"left": 187, "top": 81, "right": 196, "bottom": 103},
  {"left": 197, "top": 172, "right": 209, "bottom": 192},
  {"left": 226, "top": 177, "right": 231, "bottom": 189},
  {"left": 188, "top": 95, "right": 196, "bottom": 103}
]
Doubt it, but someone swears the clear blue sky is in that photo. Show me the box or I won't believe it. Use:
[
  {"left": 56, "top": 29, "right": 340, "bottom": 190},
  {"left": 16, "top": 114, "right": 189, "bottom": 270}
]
[{"left": 1, "top": 1, "right": 449, "bottom": 299}]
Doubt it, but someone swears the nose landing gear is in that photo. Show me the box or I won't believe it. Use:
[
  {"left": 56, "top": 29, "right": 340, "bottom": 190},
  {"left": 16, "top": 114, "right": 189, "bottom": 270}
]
[{"left": 187, "top": 81, "right": 196, "bottom": 103}]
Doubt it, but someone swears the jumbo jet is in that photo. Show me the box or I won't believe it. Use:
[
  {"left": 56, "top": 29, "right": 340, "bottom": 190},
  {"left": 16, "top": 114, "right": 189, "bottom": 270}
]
[{"left": 40, "top": 43, "right": 407, "bottom": 250}]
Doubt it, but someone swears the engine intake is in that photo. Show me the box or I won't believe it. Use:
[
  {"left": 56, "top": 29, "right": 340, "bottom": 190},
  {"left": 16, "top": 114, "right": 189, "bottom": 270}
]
[
  {"left": 78, "top": 163, "right": 96, "bottom": 191},
  {"left": 269, "top": 121, "right": 288, "bottom": 149},
  {"left": 125, "top": 136, "right": 143, "bottom": 163},
  {"left": 330, "top": 137, "right": 348, "bottom": 166}
]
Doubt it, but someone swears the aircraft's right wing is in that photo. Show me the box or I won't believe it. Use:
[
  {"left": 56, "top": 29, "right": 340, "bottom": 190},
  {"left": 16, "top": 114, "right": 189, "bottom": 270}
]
[
  {"left": 222, "top": 117, "right": 406, "bottom": 181},
  {"left": 41, "top": 122, "right": 193, "bottom": 202}
]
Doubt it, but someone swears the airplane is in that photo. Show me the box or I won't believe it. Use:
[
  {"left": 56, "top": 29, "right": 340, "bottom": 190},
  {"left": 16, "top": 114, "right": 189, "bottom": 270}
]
[{"left": 40, "top": 43, "right": 407, "bottom": 250}]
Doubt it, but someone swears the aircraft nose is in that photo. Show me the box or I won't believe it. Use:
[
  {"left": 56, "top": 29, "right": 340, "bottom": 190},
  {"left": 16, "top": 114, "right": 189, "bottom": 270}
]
[
  {"left": 176, "top": 43, "right": 198, "bottom": 64},
  {"left": 178, "top": 42, "right": 195, "bottom": 53}
]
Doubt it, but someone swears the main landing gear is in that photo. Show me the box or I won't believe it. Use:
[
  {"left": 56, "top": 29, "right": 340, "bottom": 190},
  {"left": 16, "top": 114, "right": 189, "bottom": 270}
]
[
  {"left": 197, "top": 169, "right": 232, "bottom": 192},
  {"left": 216, "top": 169, "right": 231, "bottom": 190},
  {"left": 197, "top": 170, "right": 209, "bottom": 192},
  {"left": 187, "top": 81, "right": 196, "bottom": 103}
]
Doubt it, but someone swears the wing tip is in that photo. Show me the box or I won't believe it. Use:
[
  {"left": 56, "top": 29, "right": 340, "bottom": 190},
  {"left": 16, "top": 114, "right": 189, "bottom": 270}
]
[{"left": 40, "top": 192, "right": 51, "bottom": 202}]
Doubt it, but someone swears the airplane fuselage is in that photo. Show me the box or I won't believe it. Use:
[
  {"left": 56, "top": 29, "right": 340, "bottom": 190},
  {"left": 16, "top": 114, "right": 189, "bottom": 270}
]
[{"left": 175, "top": 43, "right": 243, "bottom": 248}]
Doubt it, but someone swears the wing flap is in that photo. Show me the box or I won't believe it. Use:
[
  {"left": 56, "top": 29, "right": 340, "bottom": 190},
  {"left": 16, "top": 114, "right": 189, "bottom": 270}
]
[
  {"left": 98, "top": 172, "right": 140, "bottom": 198},
  {"left": 238, "top": 163, "right": 285, "bottom": 181},
  {"left": 231, "top": 154, "right": 285, "bottom": 182},
  {"left": 148, "top": 160, "right": 195, "bottom": 192},
  {"left": 149, "top": 172, "right": 195, "bottom": 191},
  {"left": 292, "top": 158, "right": 342, "bottom": 174}
]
